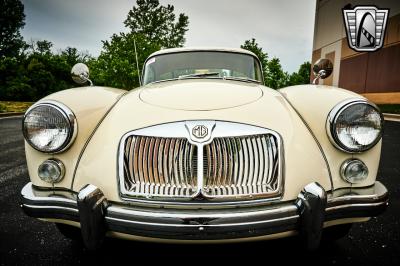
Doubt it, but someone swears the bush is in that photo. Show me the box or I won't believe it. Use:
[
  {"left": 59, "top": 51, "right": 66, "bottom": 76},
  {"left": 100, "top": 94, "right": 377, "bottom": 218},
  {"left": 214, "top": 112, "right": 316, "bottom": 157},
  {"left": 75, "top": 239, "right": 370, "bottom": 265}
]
[{"left": 0, "top": 102, "right": 7, "bottom": 113}]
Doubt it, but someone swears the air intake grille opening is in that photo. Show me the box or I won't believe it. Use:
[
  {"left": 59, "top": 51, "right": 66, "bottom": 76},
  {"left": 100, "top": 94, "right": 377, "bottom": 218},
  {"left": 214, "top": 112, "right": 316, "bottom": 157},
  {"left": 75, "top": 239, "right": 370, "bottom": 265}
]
[{"left": 123, "top": 136, "right": 197, "bottom": 198}]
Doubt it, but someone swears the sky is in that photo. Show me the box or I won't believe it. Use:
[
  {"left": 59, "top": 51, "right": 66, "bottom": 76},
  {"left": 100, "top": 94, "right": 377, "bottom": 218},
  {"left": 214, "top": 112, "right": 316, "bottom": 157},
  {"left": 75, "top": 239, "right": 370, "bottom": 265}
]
[{"left": 21, "top": 0, "right": 317, "bottom": 73}]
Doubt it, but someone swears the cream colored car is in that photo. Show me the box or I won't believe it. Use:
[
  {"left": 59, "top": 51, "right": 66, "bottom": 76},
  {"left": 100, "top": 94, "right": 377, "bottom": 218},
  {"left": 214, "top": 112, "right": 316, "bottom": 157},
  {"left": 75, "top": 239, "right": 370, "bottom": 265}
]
[{"left": 21, "top": 47, "right": 388, "bottom": 250}]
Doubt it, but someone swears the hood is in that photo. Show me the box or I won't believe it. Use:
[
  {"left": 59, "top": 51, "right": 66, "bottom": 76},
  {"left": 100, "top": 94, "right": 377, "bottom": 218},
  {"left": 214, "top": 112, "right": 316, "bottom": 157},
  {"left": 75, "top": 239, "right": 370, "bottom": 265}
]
[
  {"left": 73, "top": 83, "right": 331, "bottom": 203},
  {"left": 139, "top": 79, "right": 263, "bottom": 111}
]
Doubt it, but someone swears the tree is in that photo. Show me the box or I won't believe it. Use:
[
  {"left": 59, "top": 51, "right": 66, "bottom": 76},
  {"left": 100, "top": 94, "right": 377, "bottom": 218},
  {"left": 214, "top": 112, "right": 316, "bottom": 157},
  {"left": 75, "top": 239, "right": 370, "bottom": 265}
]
[
  {"left": 0, "top": 0, "right": 26, "bottom": 58},
  {"left": 266, "top": 57, "right": 287, "bottom": 89},
  {"left": 296, "top": 61, "right": 311, "bottom": 84},
  {"left": 92, "top": 0, "right": 189, "bottom": 89},
  {"left": 286, "top": 61, "right": 311, "bottom": 86},
  {"left": 241, "top": 38, "right": 311, "bottom": 89},
  {"left": 241, "top": 38, "right": 268, "bottom": 82},
  {"left": 124, "top": 0, "right": 189, "bottom": 48},
  {"left": 90, "top": 33, "right": 160, "bottom": 89}
]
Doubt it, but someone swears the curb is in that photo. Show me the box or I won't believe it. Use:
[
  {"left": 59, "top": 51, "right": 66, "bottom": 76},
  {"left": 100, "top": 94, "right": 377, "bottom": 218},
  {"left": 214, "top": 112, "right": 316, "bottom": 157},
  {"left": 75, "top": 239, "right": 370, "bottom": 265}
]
[
  {"left": 0, "top": 112, "right": 24, "bottom": 118},
  {"left": 383, "top": 113, "right": 400, "bottom": 121}
]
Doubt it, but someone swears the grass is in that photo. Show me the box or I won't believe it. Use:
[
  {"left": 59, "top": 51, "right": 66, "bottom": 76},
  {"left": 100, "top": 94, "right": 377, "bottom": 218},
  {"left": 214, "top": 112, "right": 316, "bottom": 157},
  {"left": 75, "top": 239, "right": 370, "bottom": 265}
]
[
  {"left": 0, "top": 101, "right": 34, "bottom": 113},
  {"left": 377, "top": 104, "right": 400, "bottom": 114}
]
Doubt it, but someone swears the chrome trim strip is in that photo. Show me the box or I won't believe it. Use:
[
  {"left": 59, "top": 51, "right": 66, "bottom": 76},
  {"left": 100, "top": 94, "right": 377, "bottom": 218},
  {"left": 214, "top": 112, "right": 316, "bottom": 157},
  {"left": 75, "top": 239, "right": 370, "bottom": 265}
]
[
  {"left": 326, "top": 98, "right": 384, "bottom": 153},
  {"left": 105, "top": 215, "right": 299, "bottom": 228},
  {"left": 23, "top": 100, "right": 78, "bottom": 153},
  {"left": 22, "top": 204, "right": 79, "bottom": 214},
  {"left": 71, "top": 92, "right": 127, "bottom": 190},
  {"left": 278, "top": 91, "right": 333, "bottom": 191}
]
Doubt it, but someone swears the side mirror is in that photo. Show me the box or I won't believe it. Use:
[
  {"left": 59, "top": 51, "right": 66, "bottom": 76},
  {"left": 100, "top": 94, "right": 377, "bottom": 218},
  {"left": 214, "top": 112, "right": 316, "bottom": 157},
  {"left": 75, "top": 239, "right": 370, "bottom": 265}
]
[
  {"left": 71, "top": 63, "right": 93, "bottom": 86},
  {"left": 312, "top": 58, "right": 333, "bottom": 85}
]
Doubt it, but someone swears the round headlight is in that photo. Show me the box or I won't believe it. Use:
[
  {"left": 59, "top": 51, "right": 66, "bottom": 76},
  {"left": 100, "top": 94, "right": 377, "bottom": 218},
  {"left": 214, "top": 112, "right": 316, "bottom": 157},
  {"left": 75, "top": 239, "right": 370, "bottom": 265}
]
[
  {"left": 327, "top": 99, "right": 383, "bottom": 153},
  {"left": 23, "top": 101, "right": 77, "bottom": 153}
]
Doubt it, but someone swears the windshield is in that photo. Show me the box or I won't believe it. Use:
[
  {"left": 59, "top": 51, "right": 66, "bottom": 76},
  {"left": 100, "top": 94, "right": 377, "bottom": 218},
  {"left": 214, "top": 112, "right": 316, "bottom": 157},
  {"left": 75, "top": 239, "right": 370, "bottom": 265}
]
[{"left": 142, "top": 51, "right": 263, "bottom": 85}]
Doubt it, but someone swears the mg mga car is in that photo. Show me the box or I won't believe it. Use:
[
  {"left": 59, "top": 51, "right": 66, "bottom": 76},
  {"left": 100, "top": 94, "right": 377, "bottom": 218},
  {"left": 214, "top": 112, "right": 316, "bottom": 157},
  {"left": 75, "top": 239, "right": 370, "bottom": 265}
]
[{"left": 20, "top": 47, "right": 388, "bottom": 250}]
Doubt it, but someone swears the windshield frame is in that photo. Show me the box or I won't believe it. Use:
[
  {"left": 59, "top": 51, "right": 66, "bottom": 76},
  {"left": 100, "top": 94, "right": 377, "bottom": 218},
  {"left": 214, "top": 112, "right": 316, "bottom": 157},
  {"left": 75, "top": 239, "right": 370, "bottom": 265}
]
[{"left": 141, "top": 50, "right": 264, "bottom": 86}]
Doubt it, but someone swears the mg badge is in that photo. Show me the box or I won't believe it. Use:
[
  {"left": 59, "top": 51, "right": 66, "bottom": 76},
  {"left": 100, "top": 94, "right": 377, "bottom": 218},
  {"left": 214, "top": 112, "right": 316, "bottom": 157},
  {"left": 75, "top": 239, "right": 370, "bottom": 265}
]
[
  {"left": 192, "top": 125, "right": 208, "bottom": 139},
  {"left": 185, "top": 121, "right": 215, "bottom": 143},
  {"left": 343, "top": 6, "right": 389, "bottom": 52}
]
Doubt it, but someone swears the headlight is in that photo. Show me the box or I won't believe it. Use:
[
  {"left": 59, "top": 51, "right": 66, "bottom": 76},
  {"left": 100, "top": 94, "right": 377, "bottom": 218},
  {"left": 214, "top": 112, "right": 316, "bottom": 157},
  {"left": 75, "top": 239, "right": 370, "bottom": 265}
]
[
  {"left": 23, "top": 101, "right": 77, "bottom": 153},
  {"left": 340, "top": 159, "right": 368, "bottom": 183},
  {"left": 38, "top": 159, "right": 65, "bottom": 183},
  {"left": 327, "top": 99, "right": 383, "bottom": 153}
]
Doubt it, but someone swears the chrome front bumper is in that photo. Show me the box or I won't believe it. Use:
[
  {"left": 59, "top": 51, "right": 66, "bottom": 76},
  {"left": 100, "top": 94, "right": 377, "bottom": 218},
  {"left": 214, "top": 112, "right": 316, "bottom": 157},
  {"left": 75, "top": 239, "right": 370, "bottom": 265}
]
[{"left": 21, "top": 181, "right": 388, "bottom": 250}]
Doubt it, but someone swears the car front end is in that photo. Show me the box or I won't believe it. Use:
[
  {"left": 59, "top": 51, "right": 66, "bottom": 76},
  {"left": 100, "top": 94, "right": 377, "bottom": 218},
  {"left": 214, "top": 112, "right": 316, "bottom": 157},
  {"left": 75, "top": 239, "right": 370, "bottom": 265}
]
[{"left": 20, "top": 48, "right": 388, "bottom": 250}]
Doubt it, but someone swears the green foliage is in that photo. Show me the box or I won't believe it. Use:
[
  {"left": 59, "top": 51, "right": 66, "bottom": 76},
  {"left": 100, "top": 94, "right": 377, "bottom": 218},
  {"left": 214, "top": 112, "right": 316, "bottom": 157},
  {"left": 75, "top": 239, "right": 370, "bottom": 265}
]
[
  {"left": 0, "top": 102, "right": 6, "bottom": 113},
  {"left": 0, "top": 0, "right": 190, "bottom": 100},
  {"left": 124, "top": 0, "right": 189, "bottom": 48},
  {"left": 377, "top": 104, "right": 400, "bottom": 114},
  {"left": 265, "top": 57, "right": 287, "bottom": 89},
  {"left": 90, "top": 33, "right": 160, "bottom": 89},
  {"left": 0, "top": 40, "right": 90, "bottom": 101},
  {"left": 91, "top": 0, "right": 189, "bottom": 89},
  {"left": 241, "top": 38, "right": 311, "bottom": 89},
  {"left": 1, "top": 0, "right": 312, "bottom": 102},
  {"left": 286, "top": 62, "right": 311, "bottom": 86},
  {"left": 0, "top": 0, "right": 26, "bottom": 58},
  {"left": 240, "top": 38, "right": 268, "bottom": 71}
]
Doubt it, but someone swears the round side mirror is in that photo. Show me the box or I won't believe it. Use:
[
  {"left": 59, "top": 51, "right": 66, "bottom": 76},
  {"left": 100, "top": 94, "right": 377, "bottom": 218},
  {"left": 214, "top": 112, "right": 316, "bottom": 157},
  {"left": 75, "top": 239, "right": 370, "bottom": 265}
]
[
  {"left": 312, "top": 58, "right": 333, "bottom": 84},
  {"left": 71, "top": 63, "right": 92, "bottom": 85}
]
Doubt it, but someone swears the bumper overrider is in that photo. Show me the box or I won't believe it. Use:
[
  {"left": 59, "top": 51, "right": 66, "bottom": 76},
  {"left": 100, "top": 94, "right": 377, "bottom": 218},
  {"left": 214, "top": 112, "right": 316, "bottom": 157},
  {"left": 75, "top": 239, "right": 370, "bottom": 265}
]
[{"left": 21, "top": 181, "right": 388, "bottom": 250}]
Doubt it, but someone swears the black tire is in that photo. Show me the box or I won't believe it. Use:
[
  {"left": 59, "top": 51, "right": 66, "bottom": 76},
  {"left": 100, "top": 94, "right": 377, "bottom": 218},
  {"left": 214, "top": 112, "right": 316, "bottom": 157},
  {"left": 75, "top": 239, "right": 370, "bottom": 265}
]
[
  {"left": 322, "top": 223, "right": 352, "bottom": 242},
  {"left": 55, "top": 223, "right": 82, "bottom": 241}
]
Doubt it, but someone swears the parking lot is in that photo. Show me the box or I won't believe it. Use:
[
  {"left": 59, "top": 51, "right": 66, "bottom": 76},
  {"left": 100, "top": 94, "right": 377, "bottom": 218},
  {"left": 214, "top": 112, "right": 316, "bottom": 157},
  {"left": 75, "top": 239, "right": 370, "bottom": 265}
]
[{"left": 0, "top": 116, "right": 399, "bottom": 265}]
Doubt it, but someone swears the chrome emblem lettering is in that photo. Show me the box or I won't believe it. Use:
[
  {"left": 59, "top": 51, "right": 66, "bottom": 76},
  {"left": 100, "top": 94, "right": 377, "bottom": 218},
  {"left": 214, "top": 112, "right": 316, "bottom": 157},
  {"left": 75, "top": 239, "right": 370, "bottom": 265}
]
[{"left": 192, "top": 125, "right": 208, "bottom": 139}]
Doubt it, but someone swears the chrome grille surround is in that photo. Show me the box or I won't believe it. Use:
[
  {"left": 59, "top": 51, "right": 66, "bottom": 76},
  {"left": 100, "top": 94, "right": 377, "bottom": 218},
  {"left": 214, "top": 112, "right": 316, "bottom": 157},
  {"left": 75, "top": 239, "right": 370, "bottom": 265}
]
[{"left": 118, "top": 121, "right": 283, "bottom": 204}]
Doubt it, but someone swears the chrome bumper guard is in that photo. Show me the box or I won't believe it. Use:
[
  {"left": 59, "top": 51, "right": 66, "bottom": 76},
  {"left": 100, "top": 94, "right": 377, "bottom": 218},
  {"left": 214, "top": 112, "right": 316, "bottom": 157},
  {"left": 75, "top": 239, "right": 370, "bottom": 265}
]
[{"left": 21, "top": 181, "right": 388, "bottom": 250}]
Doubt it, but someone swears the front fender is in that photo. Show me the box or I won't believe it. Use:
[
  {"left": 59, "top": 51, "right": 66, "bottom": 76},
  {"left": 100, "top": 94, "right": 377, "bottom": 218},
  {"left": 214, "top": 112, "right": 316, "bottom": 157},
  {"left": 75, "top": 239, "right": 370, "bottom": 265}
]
[
  {"left": 25, "top": 86, "right": 127, "bottom": 189},
  {"left": 279, "top": 85, "right": 382, "bottom": 190}
]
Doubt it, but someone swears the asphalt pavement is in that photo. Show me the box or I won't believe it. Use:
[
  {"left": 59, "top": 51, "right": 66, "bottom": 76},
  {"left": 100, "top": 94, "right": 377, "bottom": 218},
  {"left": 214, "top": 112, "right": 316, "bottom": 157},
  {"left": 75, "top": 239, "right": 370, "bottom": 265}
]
[{"left": 0, "top": 116, "right": 399, "bottom": 265}]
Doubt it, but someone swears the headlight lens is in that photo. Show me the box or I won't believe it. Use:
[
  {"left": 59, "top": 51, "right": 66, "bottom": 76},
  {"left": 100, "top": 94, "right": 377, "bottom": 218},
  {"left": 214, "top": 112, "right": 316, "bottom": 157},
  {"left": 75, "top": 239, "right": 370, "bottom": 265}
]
[
  {"left": 23, "top": 102, "right": 77, "bottom": 153},
  {"left": 340, "top": 159, "right": 368, "bottom": 183},
  {"left": 327, "top": 100, "right": 383, "bottom": 152},
  {"left": 38, "top": 159, "right": 65, "bottom": 183}
]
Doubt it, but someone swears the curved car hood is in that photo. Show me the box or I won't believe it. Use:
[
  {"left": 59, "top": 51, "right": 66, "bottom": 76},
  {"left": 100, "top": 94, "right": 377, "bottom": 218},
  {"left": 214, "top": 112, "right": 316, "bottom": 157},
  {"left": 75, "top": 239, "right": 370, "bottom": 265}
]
[
  {"left": 73, "top": 83, "right": 331, "bottom": 202},
  {"left": 139, "top": 79, "right": 263, "bottom": 111}
]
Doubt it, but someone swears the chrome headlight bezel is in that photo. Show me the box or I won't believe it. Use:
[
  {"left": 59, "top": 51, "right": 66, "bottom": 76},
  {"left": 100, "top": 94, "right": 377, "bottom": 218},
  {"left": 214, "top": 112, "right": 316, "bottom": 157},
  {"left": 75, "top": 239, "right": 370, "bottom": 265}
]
[
  {"left": 23, "top": 101, "right": 77, "bottom": 153},
  {"left": 326, "top": 99, "right": 383, "bottom": 153}
]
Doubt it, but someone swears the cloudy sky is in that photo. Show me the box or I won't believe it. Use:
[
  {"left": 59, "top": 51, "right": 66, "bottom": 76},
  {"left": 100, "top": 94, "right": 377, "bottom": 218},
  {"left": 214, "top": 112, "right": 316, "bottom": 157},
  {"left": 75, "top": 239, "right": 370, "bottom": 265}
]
[{"left": 21, "top": 0, "right": 316, "bottom": 73}]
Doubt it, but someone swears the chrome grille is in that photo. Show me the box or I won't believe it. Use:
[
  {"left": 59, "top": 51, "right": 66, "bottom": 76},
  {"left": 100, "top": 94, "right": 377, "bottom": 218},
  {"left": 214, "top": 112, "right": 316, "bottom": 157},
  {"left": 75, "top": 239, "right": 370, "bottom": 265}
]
[
  {"left": 203, "top": 134, "right": 279, "bottom": 198},
  {"left": 119, "top": 121, "right": 283, "bottom": 203},
  {"left": 123, "top": 136, "right": 198, "bottom": 198}
]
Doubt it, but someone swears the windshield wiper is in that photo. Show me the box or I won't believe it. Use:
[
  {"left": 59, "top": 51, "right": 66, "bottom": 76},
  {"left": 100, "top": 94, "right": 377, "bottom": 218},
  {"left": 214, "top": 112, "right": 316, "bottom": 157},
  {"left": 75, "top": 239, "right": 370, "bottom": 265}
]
[
  {"left": 178, "top": 72, "right": 221, "bottom": 79},
  {"left": 223, "top": 76, "right": 261, "bottom": 84}
]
